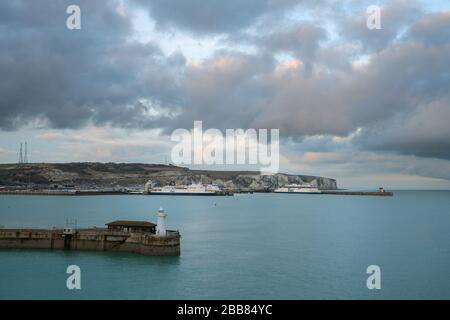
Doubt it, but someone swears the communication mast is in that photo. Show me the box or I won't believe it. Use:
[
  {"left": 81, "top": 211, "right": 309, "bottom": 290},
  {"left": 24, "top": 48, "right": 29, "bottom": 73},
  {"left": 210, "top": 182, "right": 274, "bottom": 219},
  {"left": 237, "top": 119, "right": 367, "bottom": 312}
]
[
  {"left": 18, "top": 143, "right": 23, "bottom": 164},
  {"left": 24, "top": 141, "right": 28, "bottom": 164}
]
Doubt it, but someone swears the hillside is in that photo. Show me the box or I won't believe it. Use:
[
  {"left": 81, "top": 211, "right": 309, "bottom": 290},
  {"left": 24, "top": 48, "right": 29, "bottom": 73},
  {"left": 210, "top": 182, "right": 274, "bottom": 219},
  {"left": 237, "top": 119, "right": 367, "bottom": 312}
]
[{"left": 0, "top": 163, "right": 338, "bottom": 191}]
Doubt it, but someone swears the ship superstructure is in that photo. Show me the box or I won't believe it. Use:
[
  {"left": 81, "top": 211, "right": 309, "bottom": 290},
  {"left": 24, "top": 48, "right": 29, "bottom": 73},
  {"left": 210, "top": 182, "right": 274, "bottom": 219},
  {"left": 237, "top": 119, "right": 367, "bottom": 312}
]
[{"left": 274, "top": 184, "right": 321, "bottom": 194}]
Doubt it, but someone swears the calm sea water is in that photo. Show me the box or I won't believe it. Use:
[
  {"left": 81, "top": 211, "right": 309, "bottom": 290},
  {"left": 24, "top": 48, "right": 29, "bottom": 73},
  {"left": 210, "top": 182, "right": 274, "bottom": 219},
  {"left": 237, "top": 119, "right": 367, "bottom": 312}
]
[{"left": 0, "top": 191, "right": 449, "bottom": 299}]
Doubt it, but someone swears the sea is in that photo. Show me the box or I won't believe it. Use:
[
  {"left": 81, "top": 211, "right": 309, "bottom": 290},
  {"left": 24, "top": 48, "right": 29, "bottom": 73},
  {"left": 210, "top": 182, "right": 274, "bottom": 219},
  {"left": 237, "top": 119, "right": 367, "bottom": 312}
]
[{"left": 0, "top": 190, "right": 449, "bottom": 299}]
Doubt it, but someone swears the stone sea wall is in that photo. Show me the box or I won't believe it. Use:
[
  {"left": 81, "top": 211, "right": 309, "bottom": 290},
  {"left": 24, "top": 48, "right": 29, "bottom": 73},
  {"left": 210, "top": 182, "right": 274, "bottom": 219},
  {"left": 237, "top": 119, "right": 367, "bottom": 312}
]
[{"left": 0, "top": 229, "right": 180, "bottom": 256}]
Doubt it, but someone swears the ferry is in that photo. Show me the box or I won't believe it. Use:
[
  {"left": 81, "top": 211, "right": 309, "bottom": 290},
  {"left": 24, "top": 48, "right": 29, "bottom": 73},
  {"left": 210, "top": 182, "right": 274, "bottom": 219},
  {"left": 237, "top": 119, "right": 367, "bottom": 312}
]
[
  {"left": 149, "top": 183, "right": 220, "bottom": 196},
  {"left": 274, "top": 184, "right": 321, "bottom": 194}
]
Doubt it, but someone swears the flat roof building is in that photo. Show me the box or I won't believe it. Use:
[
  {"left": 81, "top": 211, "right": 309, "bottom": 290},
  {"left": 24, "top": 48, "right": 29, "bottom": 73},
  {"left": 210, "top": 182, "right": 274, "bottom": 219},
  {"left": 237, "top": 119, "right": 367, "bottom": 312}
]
[{"left": 106, "top": 220, "right": 156, "bottom": 234}]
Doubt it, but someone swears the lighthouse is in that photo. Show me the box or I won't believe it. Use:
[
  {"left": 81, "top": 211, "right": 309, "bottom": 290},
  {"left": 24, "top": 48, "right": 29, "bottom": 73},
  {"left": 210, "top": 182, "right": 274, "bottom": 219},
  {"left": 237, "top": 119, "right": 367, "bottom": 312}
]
[{"left": 156, "top": 207, "right": 167, "bottom": 237}]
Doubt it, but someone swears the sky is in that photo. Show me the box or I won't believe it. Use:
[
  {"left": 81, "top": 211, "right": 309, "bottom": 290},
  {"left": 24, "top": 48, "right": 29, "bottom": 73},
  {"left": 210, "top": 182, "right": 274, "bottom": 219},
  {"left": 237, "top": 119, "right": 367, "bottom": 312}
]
[{"left": 1, "top": 0, "right": 450, "bottom": 189}]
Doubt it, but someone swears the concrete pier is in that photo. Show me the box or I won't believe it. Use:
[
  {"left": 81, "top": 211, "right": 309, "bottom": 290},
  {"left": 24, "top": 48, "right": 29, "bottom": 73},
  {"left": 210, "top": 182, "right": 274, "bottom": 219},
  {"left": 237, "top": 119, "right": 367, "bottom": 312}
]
[
  {"left": 321, "top": 190, "right": 394, "bottom": 196},
  {"left": 0, "top": 227, "right": 181, "bottom": 256},
  {"left": 0, "top": 190, "right": 126, "bottom": 196}
]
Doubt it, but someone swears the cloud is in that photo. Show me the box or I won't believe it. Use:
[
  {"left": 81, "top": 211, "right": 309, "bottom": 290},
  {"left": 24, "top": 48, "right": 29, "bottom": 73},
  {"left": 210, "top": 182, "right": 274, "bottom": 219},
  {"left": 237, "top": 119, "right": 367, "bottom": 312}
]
[
  {"left": 0, "top": 147, "right": 15, "bottom": 159},
  {"left": 35, "top": 126, "right": 172, "bottom": 163},
  {"left": 1, "top": 0, "right": 450, "bottom": 182},
  {"left": 409, "top": 11, "right": 450, "bottom": 45},
  {"left": 341, "top": 0, "right": 423, "bottom": 52},
  {"left": 166, "top": 51, "right": 274, "bottom": 132},
  {"left": 0, "top": 0, "right": 184, "bottom": 130},
  {"left": 283, "top": 147, "right": 450, "bottom": 183},
  {"left": 131, "top": 0, "right": 302, "bottom": 35},
  {"left": 260, "top": 23, "right": 327, "bottom": 73},
  {"left": 37, "top": 132, "right": 66, "bottom": 141},
  {"left": 355, "top": 98, "right": 450, "bottom": 160}
]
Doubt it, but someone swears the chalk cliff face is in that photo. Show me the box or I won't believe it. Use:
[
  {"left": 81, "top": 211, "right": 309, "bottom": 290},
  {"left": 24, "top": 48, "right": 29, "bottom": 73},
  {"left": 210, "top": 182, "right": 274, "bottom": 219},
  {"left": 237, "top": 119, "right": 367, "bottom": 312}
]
[
  {"left": 0, "top": 163, "right": 337, "bottom": 191},
  {"left": 145, "top": 171, "right": 338, "bottom": 191}
]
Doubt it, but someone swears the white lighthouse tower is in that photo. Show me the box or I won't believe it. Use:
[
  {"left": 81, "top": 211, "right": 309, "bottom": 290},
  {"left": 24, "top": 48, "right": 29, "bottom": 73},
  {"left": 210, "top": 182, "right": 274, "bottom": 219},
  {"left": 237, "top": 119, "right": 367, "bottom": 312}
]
[{"left": 156, "top": 207, "right": 167, "bottom": 237}]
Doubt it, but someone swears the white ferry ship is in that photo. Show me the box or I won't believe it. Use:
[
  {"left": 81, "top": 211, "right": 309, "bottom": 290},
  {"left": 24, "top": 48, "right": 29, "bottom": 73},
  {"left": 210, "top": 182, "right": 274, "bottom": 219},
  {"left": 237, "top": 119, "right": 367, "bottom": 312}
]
[
  {"left": 274, "top": 184, "right": 321, "bottom": 194},
  {"left": 149, "top": 183, "right": 220, "bottom": 196}
]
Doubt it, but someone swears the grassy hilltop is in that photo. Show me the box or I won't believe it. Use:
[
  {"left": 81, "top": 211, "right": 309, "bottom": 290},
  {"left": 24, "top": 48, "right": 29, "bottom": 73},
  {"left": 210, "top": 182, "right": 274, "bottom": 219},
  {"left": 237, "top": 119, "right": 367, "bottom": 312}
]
[{"left": 0, "top": 162, "right": 337, "bottom": 191}]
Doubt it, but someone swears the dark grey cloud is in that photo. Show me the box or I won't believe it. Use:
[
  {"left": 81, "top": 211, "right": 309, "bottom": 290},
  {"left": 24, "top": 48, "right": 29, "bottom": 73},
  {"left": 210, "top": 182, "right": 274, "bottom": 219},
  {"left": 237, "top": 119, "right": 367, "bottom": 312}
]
[
  {"left": 341, "top": 0, "right": 423, "bottom": 52},
  {"left": 409, "top": 11, "right": 450, "bottom": 45},
  {"left": 1, "top": 0, "right": 450, "bottom": 173},
  {"left": 165, "top": 50, "right": 275, "bottom": 132},
  {"left": 355, "top": 98, "right": 450, "bottom": 160},
  {"left": 347, "top": 9, "right": 450, "bottom": 160},
  {"left": 175, "top": 3, "right": 450, "bottom": 164},
  {"left": 0, "top": 0, "right": 184, "bottom": 130},
  {"left": 131, "top": 0, "right": 302, "bottom": 35},
  {"left": 261, "top": 23, "right": 327, "bottom": 73}
]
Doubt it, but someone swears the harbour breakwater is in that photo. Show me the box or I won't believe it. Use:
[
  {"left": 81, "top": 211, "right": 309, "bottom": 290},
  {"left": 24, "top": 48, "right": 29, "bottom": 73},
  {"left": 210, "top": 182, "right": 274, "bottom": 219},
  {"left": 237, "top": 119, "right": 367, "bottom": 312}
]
[
  {"left": 0, "top": 228, "right": 181, "bottom": 256},
  {"left": 321, "top": 190, "right": 393, "bottom": 196},
  {"left": 0, "top": 188, "right": 393, "bottom": 197},
  {"left": 0, "top": 190, "right": 125, "bottom": 196}
]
